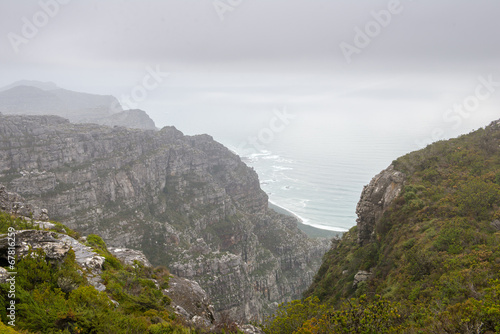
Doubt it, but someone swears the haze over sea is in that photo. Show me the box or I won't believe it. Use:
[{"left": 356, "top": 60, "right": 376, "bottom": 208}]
[{"left": 154, "top": 98, "right": 498, "bottom": 232}]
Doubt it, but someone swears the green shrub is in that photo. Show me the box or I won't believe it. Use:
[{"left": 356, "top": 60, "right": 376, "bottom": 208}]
[{"left": 264, "top": 297, "right": 326, "bottom": 334}]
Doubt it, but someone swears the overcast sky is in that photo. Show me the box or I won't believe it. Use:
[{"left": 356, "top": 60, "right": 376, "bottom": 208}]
[{"left": 1, "top": 0, "right": 499, "bottom": 140}]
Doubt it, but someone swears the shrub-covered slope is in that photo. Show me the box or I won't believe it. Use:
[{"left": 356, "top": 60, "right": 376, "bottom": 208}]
[
  {"left": 0, "top": 211, "right": 187, "bottom": 333},
  {"left": 0, "top": 211, "right": 255, "bottom": 333},
  {"left": 266, "top": 119, "right": 500, "bottom": 333}
]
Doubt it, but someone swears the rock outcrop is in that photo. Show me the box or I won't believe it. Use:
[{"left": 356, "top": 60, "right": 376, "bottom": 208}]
[
  {"left": 352, "top": 270, "right": 372, "bottom": 288},
  {"left": 166, "top": 276, "right": 217, "bottom": 328},
  {"left": 0, "top": 114, "right": 330, "bottom": 321},
  {"left": 108, "top": 246, "right": 153, "bottom": 267},
  {"left": 95, "top": 109, "right": 157, "bottom": 130},
  {"left": 0, "top": 184, "right": 49, "bottom": 221},
  {"left": 0, "top": 184, "right": 238, "bottom": 331},
  {"left": 0, "top": 229, "right": 106, "bottom": 292},
  {"left": 356, "top": 165, "right": 405, "bottom": 245}
]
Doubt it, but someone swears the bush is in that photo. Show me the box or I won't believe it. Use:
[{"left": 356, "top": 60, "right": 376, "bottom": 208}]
[
  {"left": 296, "top": 295, "right": 404, "bottom": 334},
  {"left": 457, "top": 179, "right": 499, "bottom": 220},
  {"left": 264, "top": 297, "right": 326, "bottom": 334}
]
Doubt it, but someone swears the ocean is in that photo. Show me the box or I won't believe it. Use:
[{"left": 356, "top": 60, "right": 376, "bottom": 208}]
[{"left": 223, "top": 110, "right": 417, "bottom": 232}]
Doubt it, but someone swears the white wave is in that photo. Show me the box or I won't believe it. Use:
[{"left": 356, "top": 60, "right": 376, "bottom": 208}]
[
  {"left": 260, "top": 179, "right": 277, "bottom": 184},
  {"left": 302, "top": 222, "right": 349, "bottom": 232},
  {"left": 268, "top": 200, "right": 348, "bottom": 232},
  {"left": 262, "top": 154, "right": 281, "bottom": 160},
  {"left": 272, "top": 165, "right": 293, "bottom": 171}
]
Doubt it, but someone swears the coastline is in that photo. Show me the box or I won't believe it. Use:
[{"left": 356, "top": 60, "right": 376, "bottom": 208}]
[{"left": 268, "top": 201, "right": 344, "bottom": 238}]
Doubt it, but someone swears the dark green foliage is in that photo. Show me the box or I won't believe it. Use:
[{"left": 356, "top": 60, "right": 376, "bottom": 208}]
[
  {"left": 85, "top": 234, "right": 108, "bottom": 254},
  {"left": 15, "top": 249, "right": 55, "bottom": 291}
]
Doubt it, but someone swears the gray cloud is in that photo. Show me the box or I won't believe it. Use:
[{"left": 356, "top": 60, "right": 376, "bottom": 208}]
[{"left": 1, "top": 0, "right": 499, "bottom": 73}]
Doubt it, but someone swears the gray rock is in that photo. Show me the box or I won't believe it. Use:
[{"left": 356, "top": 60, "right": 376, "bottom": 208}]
[
  {"left": 108, "top": 247, "right": 152, "bottom": 267},
  {"left": 166, "top": 276, "right": 217, "bottom": 327},
  {"left": 33, "top": 221, "right": 56, "bottom": 229},
  {"left": 239, "top": 324, "right": 265, "bottom": 334},
  {"left": 0, "top": 267, "right": 10, "bottom": 284},
  {"left": 356, "top": 165, "right": 405, "bottom": 245},
  {"left": 0, "top": 184, "right": 49, "bottom": 221},
  {"left": 353, "top": 270, "right": 372, "bottom": 288},
  {"left": 94, "top": 109, "right": 156, "bottom": 130}
]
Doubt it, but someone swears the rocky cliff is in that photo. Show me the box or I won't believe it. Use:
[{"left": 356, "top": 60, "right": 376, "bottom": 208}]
[
  {"left": 355, "top": 165, "right": 405, "bottom": 245},
  {"left": 0, "top": 114, "right": 329, "bottom": 322}
]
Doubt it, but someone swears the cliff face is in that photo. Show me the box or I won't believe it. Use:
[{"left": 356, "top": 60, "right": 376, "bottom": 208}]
[
  {"left": 0, "top": 114, "right": 329, "bottom": 322},
  {"left": 356, "top": 165, "right": 405, "bottom": 245}
]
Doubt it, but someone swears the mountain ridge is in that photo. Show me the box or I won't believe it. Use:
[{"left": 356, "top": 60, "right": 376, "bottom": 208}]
[{"left": 0, "top": 113, "right": 330, "bottom": 322}]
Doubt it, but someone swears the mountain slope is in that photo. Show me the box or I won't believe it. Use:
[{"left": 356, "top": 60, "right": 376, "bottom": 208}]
[
  {"left": 0, "top": 114, "right": 330, "bottom": 322},
  {"left": 266, "top": 119, "right": 500, "bottom": 333},
  {"left": 0, "top": 81, "right": 157, "bottom": 130},
  {"left": 0, "top": 85, "right": 120, "bottom": 121},
  {"left": 0, "top": 185, "right": 238, "bottom": 333}
]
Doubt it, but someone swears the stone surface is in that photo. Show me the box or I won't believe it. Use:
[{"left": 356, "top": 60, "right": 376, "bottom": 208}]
[
  {"left": 0, "top": 229, "right": 106, "bottom": 291},
  {"left": 165, "top": 276, "right": 217, "bottom": 329},
  {"left": 0, "top": 184, "right": 49, "bottom": 221},
  {"left": 356, "top": 165, "right": 405, "bottom": 245},
  {"left": 238, "top": 324, "right": 265, "bottom": 334},
  {"left": 0, "top": 267, "right": 10, "bottom": 284},
  {"left": 0, "top": 114, "right": 330, "bottom": 321},
  {"left": 108, "top": 247, "right": 152, "bottom": 267},
  {"left": 353, "top": 270, "right": 372, "bottom": 288}
]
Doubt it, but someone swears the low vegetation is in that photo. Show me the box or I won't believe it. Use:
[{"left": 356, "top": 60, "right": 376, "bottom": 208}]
[
  {"left": 0, "top": 212, "right": 242, "bottom": 333},
  {"left": 265, "top": 122, "right": 500, "bottom": 333}
]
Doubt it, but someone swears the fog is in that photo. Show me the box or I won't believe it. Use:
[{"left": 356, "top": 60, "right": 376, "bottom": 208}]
[{"left": 1, "top": 0, "right": 499, "bottom": 148}]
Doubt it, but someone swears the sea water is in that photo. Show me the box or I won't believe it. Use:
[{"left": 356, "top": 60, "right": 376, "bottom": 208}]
[{"left": 224, "top": 111, "right": 417, "bottom": 232}]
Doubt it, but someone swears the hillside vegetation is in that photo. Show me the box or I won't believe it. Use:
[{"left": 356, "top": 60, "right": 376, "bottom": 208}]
[
  {"left": 265, "top": 120, "right": 500, "bottom": 333},
  {"left": 0, "top": 212, "right": 240, "bottom": 333}
]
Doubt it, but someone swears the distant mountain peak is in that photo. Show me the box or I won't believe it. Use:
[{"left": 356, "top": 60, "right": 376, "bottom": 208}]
[
  {"left": 0, "top": 80, "right": 158, "bottom": 130},
  {"left": 0, "top": 80, "right": 59, "bottom": 92}
]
